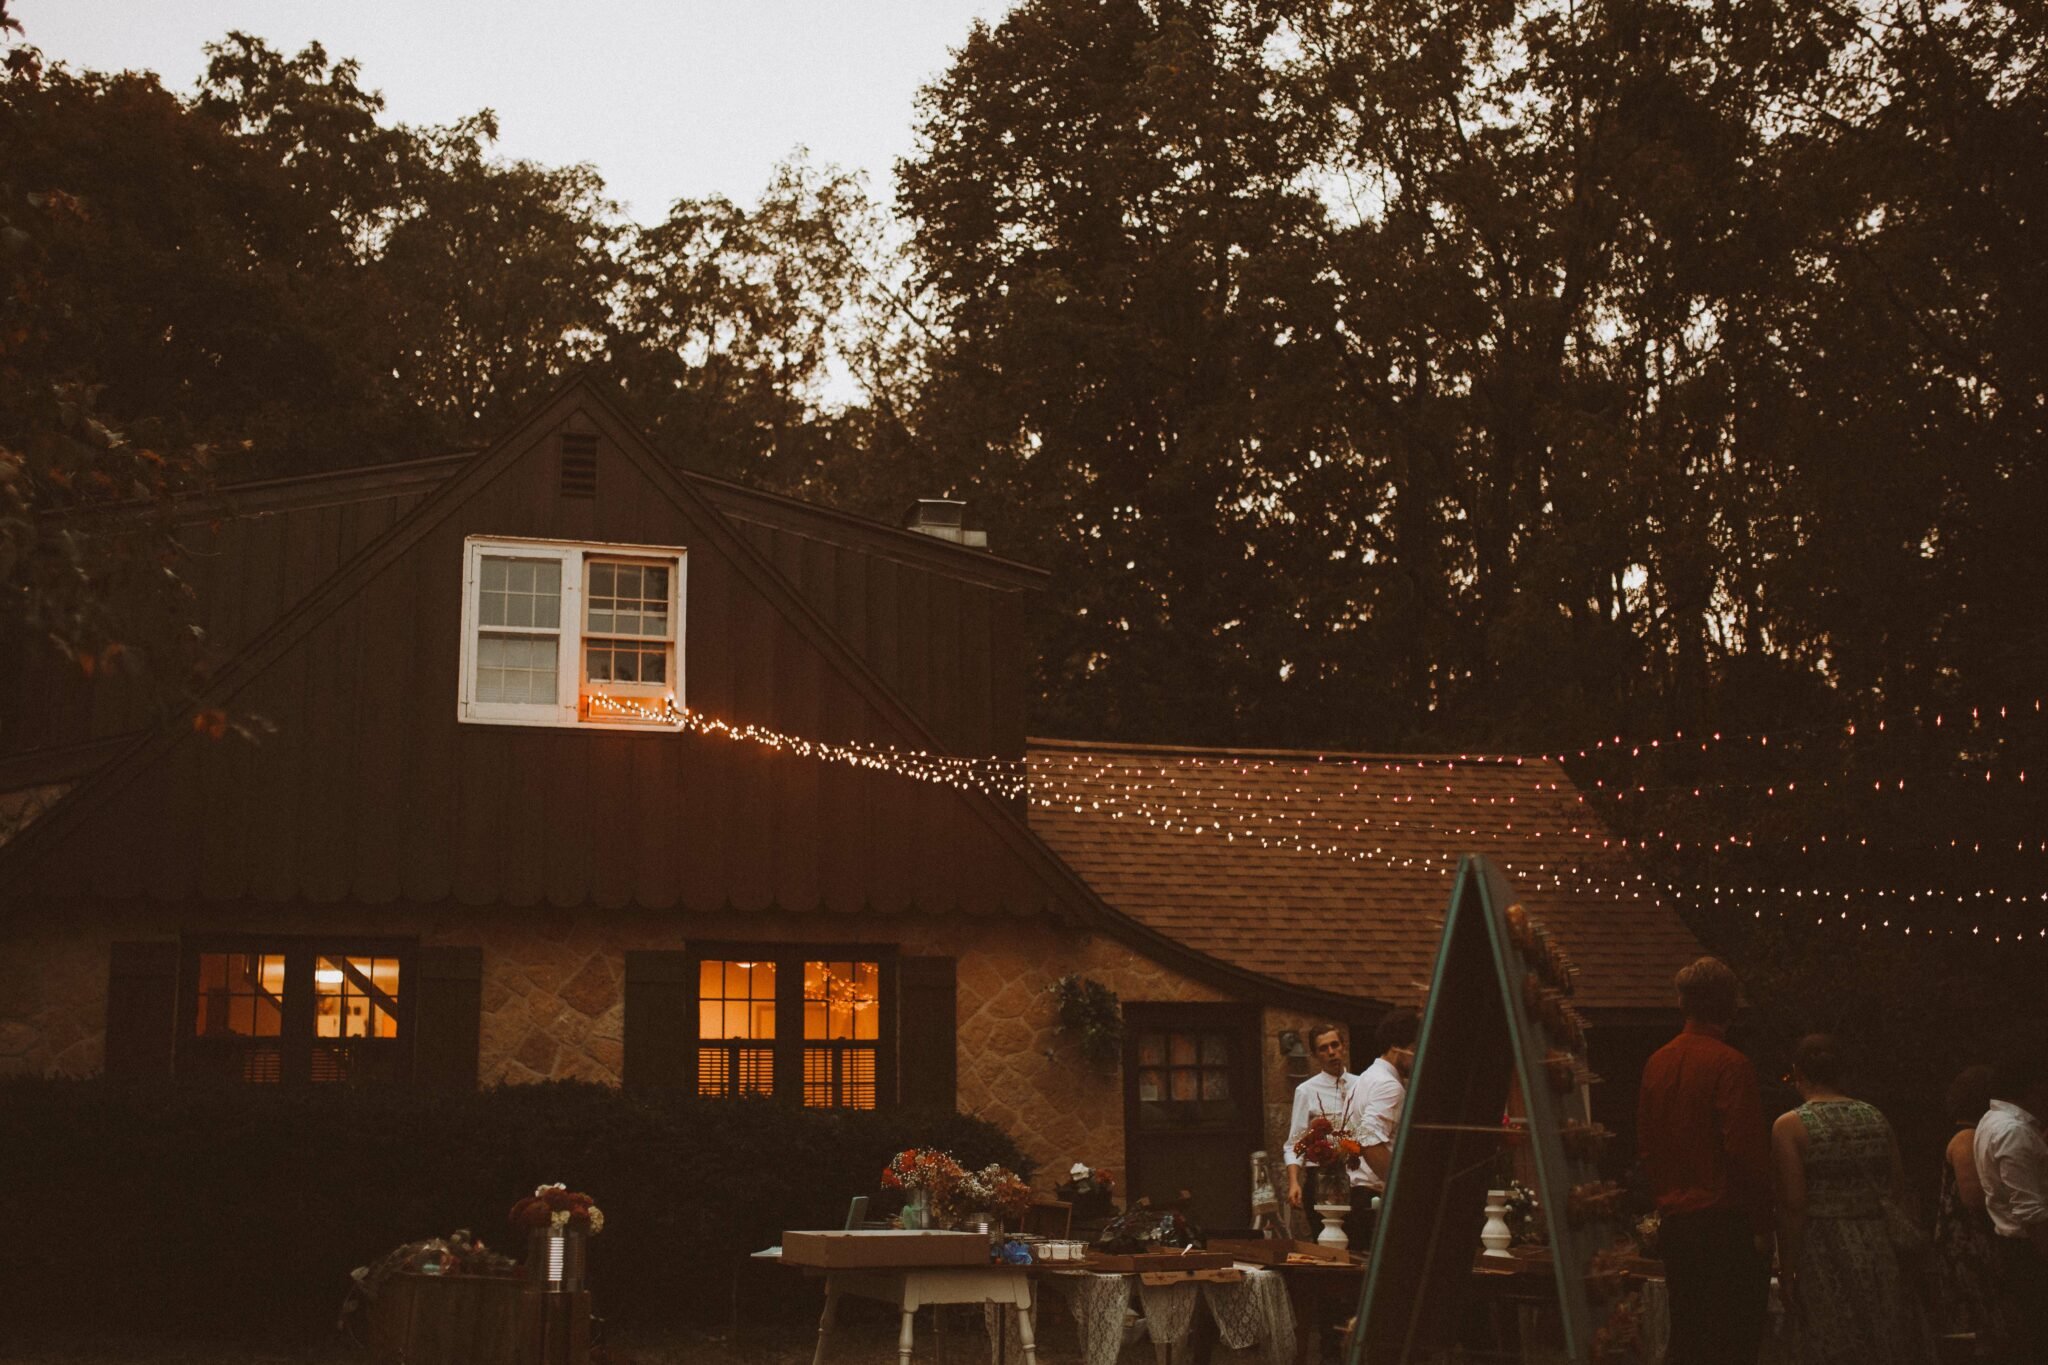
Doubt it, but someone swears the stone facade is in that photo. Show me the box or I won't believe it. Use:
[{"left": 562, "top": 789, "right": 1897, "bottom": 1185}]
[{"left": 0, "top": 902, "right": 1290, "bottom": 1191}]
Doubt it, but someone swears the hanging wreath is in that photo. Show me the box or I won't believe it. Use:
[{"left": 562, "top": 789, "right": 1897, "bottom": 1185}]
[{"left": 1048, "top": 974, "right": 1124, "bottom": 1066}]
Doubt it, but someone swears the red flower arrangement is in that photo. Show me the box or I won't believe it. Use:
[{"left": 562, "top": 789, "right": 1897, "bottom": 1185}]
[
  {"left": 881, "top": 1147, "right": 965, "bottom": 1202},
  {"left": 1292, "top": 1112, "right": 1364, "bottom": 1170},
  {"left": 508, "top": 1182, "right": 605, "bottom": 1237}
]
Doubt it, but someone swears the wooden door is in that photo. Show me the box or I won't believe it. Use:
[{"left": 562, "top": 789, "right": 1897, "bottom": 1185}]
[{"left": 1121, "top": 1003, "right": 1262, "bottom": 1232}]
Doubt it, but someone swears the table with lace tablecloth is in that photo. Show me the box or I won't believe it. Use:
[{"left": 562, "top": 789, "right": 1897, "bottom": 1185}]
[{"left": 982, "top": 1265, "right": 1296, "bottom": 1365}]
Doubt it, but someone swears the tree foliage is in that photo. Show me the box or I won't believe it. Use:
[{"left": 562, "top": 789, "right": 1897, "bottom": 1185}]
[
  {"left": 890, "top": 0, "right": 2048, "bottom": 1051},
  {"left": 4, "top": 6, "right": 2045, "bottom": 1013}
]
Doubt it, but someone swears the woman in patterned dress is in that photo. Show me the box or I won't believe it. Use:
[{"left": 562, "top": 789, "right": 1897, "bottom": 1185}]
[
  {"left": 1935, "top": 1064, "right": 2010, "bottom": 1358},
  {"left": 1769, "top": 1034, "right": 1931, "bottom": 1365}
]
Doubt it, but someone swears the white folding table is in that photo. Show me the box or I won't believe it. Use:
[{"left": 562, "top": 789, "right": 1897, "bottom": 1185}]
[{"left": 810, "top": 1264, "right": 1038, "bottom": 1365}]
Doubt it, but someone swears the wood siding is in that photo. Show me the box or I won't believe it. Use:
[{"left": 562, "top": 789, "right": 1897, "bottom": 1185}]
[{"left": 8, "top": 396, "right": 1067, "bottom": 919}]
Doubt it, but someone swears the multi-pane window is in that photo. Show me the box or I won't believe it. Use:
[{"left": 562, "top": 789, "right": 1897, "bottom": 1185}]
[
  {"left": 194, "top": 952, "right": 285, "bottom": 1083},
  {"left": 474, "top": 557, "right": 563, "bottom": 703},
  {"left": 697, "top": 960, "right": 776, "bottom": 1097},
  {"left": 803, "top": 960, "right": 879, "bottom": 1109},
  {"left": 1133, "top": 1028, "right": 1237, "bottom": 1127},
  {"left": 584, "top": 560, "right": 672, "bottom": 692},
  {"left": 182, "top": 940, "right": 409, "bottom": 1085},
  {"left": 689, "top": 948, "right": 889, "bottom": 1108},
  {"left": 460, "top": 539, "right": 685, "bottom": 727}
]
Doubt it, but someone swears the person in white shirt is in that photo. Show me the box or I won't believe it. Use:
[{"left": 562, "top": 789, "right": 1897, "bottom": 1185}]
[
  {"left": 1285, "top": 1022, "right": 1363, "bottom": 1216},
  {"left": 1284, "top": 1012, "right": 1419, "bottom": 1249},
  {"left": 1973, "top": 1029, "right": 2048, "bottom": 1360},
  {"left": 1356, "top": 1008, "right": 1419, "bottom": 1201}
]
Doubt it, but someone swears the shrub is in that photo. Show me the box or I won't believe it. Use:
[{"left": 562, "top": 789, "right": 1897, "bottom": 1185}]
[{"left": 0, "top": 1078, "right": 1028, "bottom": 1343}]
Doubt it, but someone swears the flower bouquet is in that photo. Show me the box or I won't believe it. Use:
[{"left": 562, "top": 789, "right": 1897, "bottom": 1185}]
[
  {"left": 509, "top": 1182, "right": 605, "bottom": 1237},
  {"left": 881, "top": 1147, "right": 964, "bottom": 1228},
  {"left": 1503, "top": 1182, "right": 1544, "bottom": 1245},
  {"left": 946, "top": 1162, "right": 1034, "bottom": 1227},
  {"left": 1293, "top": 1111, "right": 1364, "bottom": 1202}
]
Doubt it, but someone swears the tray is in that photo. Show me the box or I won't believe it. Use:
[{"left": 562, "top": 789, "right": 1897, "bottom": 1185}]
[
  {"left": 1082, "top": 1250, "right": 1235, "bottom": 1274},
  {"left": 1209, "top": 1237, "right": 1357, "bottom": 1266}
]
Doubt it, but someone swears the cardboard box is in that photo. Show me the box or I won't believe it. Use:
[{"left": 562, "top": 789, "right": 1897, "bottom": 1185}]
[{"left": 780, "top": 1230, "right": 990, "bottom": 1269}]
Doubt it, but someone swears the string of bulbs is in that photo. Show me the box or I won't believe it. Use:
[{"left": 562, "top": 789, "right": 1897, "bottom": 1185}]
[{"left": 585, "top": 693, "right": 2046, "bottom": 947}]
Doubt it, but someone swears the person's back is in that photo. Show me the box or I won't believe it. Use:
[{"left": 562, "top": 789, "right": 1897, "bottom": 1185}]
[
  {"left": 1637, "top": 958, "right": 1772, "bottom": 1365},
  {"left": 1640, "top": 1027, "right": 1771, "bottom": 1220},
  {"left": 1773, "top": 1037, "right": 1928, "bottom": 1365},
  {"left": 1797, "top": 1099, "right": 1890, "bottom": 1218}
]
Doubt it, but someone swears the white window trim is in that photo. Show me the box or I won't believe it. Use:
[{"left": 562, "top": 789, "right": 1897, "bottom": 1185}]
[{"left": 457, "top": 535, "right": 687, "bottom": 730}]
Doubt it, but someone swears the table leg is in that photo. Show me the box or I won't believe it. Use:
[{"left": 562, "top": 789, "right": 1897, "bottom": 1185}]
[
  {"left": 1014, "top": 1299, "right": 1038, "bottom": 1365},
  {"left": 899, "top": 1305, "right": 917, "bottom": 1365},
  {"left": 812, "top": 1284, "right": 841, "bottom": 1365}
]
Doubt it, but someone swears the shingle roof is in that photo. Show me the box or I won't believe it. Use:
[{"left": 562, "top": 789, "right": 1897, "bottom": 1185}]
[{"left": 1026, "top": 738, "right": 1705, "bottom": 1011}]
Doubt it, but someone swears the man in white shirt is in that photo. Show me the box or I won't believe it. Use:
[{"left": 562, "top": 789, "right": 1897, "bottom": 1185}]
[
  {"left": 1284, "top": 1011, "right": 1419, "bottom": 1248},
  {"left": 1974, "top": 1029, "right": 2048, "bottom": 1359},
  {"left": 1355, "top": 1007, "right": 1419, "bottom": 1204},
  {"left": 1285, "top": 1022, "right": 1363, "bottom": 1218}
]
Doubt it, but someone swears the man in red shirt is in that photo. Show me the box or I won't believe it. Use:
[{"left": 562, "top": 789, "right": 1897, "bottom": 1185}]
[{"left": 1638, "top": 957, "right": 1773, "bottom": 1365}]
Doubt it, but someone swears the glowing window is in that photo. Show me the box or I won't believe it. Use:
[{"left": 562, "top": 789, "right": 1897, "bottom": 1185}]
[
  {"left": 803, "top": 960, "right": 879, "bottom": 1109},
  {"left": 194, "top": 953, "right": 285, "bottom": 1039},
  {"left": 697, "top": 959, "right": 775, "bottom": 1097}
]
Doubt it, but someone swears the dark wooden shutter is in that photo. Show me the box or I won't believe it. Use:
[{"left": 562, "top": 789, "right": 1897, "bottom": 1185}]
[
  {"left": 413, "top": 946, "right": 482, "bottom": 1088},
  {"left": 897, "top": 956, "right": 957, "bottom": 1110},
  {"left": 104, "top": 940, "right": 179, "bottom": 1081},
  {"left": 624, "top": 950, "right": 693, "bottom": 1089}
]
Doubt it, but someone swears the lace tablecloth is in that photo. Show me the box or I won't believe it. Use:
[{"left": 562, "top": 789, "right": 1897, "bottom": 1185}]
[{"left": 985, "top": 1267, "right": 1294, "bottom": 1365}]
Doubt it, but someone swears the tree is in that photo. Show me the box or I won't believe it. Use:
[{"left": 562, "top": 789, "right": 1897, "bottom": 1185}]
[{"left": 900, "top": 0, "right": 1372, "bottom": 745}]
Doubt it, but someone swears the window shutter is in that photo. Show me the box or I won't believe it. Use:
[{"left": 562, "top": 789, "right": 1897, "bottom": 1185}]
[
  {"left": 896, "top": 956, "right": 957, "bottom": 1110},
  {"left": 104, "top": 941, "right": 179, "bottom": 1081},
  {"left": 624, "top": 950, "right": 694, "bottom": 1089},
  {"left": 413, "top": 946, "right": 482, "bottom": 1088}
]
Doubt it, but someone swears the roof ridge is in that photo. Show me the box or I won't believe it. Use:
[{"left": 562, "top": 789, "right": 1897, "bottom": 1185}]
[{"left": 1027, "top": 736, "right": 1567, "bottom": 765}]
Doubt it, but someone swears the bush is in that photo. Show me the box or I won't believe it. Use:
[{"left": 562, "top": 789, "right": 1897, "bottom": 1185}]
[{"left": 0, "top": 1078, "right": 1028, "bottom": 1343}]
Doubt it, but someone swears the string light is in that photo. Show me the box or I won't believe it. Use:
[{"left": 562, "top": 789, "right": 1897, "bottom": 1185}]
[
  {"left": 585, "top": 693, "right": 2047, "bottom": 948},
  {"left": 587, "top": 693, "right": 1029, "bottom": 801}
]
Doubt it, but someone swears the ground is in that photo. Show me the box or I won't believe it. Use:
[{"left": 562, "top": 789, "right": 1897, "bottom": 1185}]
[{"left": 0, "top": 1314, "right": 1276, "bottom": 1365}]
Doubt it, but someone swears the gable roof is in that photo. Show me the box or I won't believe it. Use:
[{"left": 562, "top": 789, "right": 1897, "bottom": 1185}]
[
  {"left": 1025, "top": 738, "right": 1705, "bottom": 1012},
  {"left": 0, "top": 376, "right": 1071, "bottom": 910},
  {"left": 0, "top": 377, "right": 1374, "bottom": 1013}
]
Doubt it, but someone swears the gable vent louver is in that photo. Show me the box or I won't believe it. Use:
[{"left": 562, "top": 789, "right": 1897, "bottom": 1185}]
[{"left": 559, "top": 433, "right": 598, "bottom": 498}]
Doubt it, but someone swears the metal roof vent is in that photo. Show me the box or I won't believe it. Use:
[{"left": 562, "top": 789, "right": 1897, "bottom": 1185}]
[
  {"left": 901, "top": 498, "right": 987, "bottom": 549},
  {"left": 559, "top": 433, "right": 598, "bottom": 498}
]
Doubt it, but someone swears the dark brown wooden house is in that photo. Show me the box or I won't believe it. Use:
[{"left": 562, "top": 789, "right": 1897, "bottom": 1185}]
[{"left": 0, "top": 378, "right": 1705, "bottom": 1226}]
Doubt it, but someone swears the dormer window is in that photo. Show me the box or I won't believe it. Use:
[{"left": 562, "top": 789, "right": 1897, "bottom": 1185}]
[{"left": 459, "top": 537, "right": 685, "bottom": 728}]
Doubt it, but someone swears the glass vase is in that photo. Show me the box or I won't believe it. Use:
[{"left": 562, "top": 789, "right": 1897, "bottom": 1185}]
[{"left": 902, "top": 1191, "right": 931, "bottom": 1230}]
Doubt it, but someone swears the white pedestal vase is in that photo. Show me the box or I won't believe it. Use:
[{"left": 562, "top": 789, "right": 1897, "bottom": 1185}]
[
  {"left": 1312, "top": 1168, "right": 1352, "bottom": 1250},
  {"left": 1312, "top": 1202, "right": 1352, "bottom": 1250},
  {"left": 1480, "top": 1189, "right": 1514, "bottom": 1258}
]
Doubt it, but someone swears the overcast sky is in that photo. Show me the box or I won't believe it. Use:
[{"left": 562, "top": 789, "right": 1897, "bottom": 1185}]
[{"left": 17, "top": 0, "right": 1011, "bottom": 222}]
